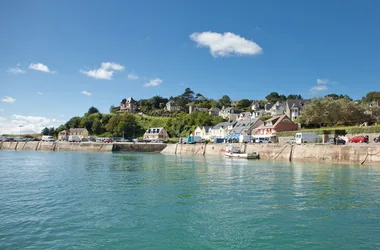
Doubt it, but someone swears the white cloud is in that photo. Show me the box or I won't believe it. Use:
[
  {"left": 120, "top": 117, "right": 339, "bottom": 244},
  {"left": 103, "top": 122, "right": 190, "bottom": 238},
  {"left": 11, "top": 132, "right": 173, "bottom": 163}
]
[
  {"left": 0, "top": 114, "right": 63, "bottom": 134},
  {"left": 37, "top": 92, "right": 43, "bottom": 95},
  {"left": 144, "top": 78, "right": 163, "bottom": 87},
  {"left": 316, "top": 79, "right": 329, "bottom": 84},
  {"left": 310, "top": 85, "right": 328, "bottom": 95},
  {"left": 7, "top": 67, "right": 26, "bottom": 74},
  {"left": 128, "top": 74, "right": 139, "bottom": 80},
  {"left": 189, "top": 31, "right": 263, "bottom": 57},
  {"left": 0, "top": 108, "right": 4, "bottom": 112},
  {"left": 1, "top": 96, "right": 16, "bottom": 103},
  {"left": 59, "top": 114, "right": 65, "bottom": 117},
  {"left": 81, "top": 91, "right": 92, "bottom": 96},
  {"left": 29, "top": 63, "right": 55, "bottom": 73},
  {"left": 81, "top": 62, "right": 124, "bottom": 80},
  {"left": 0, "top": 117, "right": 6, "bottom": 122}
]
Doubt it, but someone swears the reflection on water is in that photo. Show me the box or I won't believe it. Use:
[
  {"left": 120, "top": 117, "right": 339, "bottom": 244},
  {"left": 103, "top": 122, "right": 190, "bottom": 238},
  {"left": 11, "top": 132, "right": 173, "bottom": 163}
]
[{"left": 1, "top": 151, "right": 380, "bottom": 249}]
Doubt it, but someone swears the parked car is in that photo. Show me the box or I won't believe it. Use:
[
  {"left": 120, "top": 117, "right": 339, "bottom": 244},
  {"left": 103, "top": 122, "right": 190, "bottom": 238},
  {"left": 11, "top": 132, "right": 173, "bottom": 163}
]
[
  {"left": 328, "top": 138, "right": 346, "bottom": 145},
  {"left": 374, "top": 136, "right": 380, "bottom": 143},
  {"left": 349, "top": 136, "right": 366, "bottom": 143},
  {"left": 103, "top": 138, "right": 113, "bottom": 143}
]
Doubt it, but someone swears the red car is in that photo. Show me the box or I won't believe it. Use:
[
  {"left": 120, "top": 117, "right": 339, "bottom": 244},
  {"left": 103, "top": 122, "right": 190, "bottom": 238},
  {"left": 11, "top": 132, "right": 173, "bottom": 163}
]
[
  {"left": 349, "top": 136, "right": 365, "bottom": 143},
  {"left": 103, "top": 138, "right": 113, "bottom": 143}
]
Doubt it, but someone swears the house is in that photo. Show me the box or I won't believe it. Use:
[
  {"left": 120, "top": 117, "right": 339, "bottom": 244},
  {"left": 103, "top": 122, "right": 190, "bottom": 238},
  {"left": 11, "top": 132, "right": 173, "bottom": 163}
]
[
  {"left": 143, "top": 127, "right": 169, "bottom": 141},
  {"left": 270, "top": 101, "right": 286, "bottom": 116},
  {"left": 264, "top": 103, "right": 273, "bottom": 113},
  {"left": 120, "top": 97, "right": 138, "bottom": 113},
  {"left": 256, "top": 115, "right": 298, "bottom": 136},
  {"left": 231, "top": 100, "right": 240, "bottom": 107},
  {"left": 165, "top": 101, "right": 181, "bottom": 112},
  {"left": 209, "top": 121, "right": 237, "bottom": 139},
  {"left": 285, "top": 99, "right": 307, "bottom": 121},
  {"left": 193, "top": 126, "right": 213, "bottom": 140},
  {"left": 252, "top": 109, "right": 267, "bottom": 118},
  {"left": 369, "top": 100, "right": 380, "bottom": 108},
  {"left": 58, "top": 128, "right": 89, "bottom": 140},
  {"left": 209, "top": 107, "right": 221, "bottom": 117},
  {"left": 219, "top": 107, "right": 241, "bottom": 120},
  {"left": 237, "top": 112, "right": 252, "bottom": 121},
  {"left": 228, "top": 118, "right": 264, "bottom": 137},
  {"left": 189, "top": 105, "right": 209, "bottom": 114}
]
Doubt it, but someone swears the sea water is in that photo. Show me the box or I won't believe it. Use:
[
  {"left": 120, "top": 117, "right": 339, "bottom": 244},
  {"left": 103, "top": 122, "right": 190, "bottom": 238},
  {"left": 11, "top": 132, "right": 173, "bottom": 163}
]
[{"left": 1, "top": 151, "right": 379, "bottom": 249}]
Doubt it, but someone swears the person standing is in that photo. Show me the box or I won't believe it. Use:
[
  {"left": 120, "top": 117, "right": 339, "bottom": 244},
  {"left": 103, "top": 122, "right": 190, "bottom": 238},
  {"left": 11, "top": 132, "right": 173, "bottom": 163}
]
[{"left": 365, "top": 135, "right": 369, "bottom": 144}]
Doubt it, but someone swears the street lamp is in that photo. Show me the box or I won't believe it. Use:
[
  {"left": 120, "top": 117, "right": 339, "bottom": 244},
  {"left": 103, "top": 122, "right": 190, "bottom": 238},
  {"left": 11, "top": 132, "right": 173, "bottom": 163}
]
[
  {"left": 249, "top": 113, "right": 252, "bottom": 143},
  {"left": 19, "top": 125, "right": 23, "bottom": 140}
]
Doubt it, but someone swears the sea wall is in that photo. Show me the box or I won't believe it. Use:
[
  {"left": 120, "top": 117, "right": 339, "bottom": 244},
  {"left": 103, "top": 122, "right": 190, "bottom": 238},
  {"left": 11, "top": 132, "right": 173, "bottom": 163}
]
[
  {"left": 113, "top": 143, "right": 167, "bottom": 152},
  {"left": 0, "top": 141, "right": 113, "bottom": 152},
  {"left": 161, "top": 143, "right": 380, "bottom": 166}
]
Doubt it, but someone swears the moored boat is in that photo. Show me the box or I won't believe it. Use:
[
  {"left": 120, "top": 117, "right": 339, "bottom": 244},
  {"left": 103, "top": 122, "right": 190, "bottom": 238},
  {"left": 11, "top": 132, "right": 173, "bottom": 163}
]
[{"left": 222, "top": 145, "right": 259, "bottom": 159}]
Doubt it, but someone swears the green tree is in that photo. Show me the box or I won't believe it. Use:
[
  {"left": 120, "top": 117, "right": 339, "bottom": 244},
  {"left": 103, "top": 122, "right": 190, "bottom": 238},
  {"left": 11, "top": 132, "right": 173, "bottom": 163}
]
[
  {"left": 41, "top": 127, "right": 49, "bottom": 135},
  {"left": 219, "top": 95, "right": 231, "bottom": 107},
  {"left": 265, "top": 92, "right": 286, "bottom": 103},
  {"left": 236, "top": 99, "right": 252, "bottom": 110},
  {"left": 364, "top": 91, "right": 380, "bottom": 102},
  {"left": 87, "top": 106, "right": 99, "bottom": 115},
  {"left": 287, "top": 94, "right": 302, "bottom": 100},
  {"left": 91, "top": 119, "right": 102, "bottom": 135},
  {"left": 65, "top": 116, "right": 82, "bottom": 128},
  {"left": 298, "top": 97, "right": 370, "bottom": 127}
]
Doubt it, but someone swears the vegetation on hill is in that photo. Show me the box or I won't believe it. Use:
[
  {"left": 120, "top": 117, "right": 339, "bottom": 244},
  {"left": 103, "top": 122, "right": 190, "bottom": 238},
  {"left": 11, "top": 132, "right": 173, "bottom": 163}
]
[
  {"left": 42, "top": 106, "right": 225, "bottom": 139},
  {"left": 297, "top": 97, "right": 380, "bottom": 127}
]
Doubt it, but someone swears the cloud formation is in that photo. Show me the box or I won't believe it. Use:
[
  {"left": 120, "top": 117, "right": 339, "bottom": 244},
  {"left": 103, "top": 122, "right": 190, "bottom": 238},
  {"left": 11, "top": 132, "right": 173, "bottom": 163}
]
[
  {"left": 81, "top": 91, "right": 92, "bottom": 96},
  {"left": 1, "top": 96, "right": 16, "bottom": 103},
  {"left": 37, "top": 92, "right": 43, "bottom": 95},
  {"left": 144, "top": 78, "right": 163, "bottom": 87},
  {"left": 81, "top": 62, "right": 124, "bottom": 80},
  {"left": 7, "top": 66, "right": 25, "bottom": 74},
  {"left": 189, "top": 31, "right": 263, "bottom": 57},
  {"left": 29, "top": 63, "right": 55, "bottom": 73},
  {"left": 316, "top": 79, "right": 329, "bottom": 84},
  {"left": 128, "top": 74, "right": 139, "bottom": 80},
  {"left": 0, "top": 114, "right": 63, "bottom": 134},
  {"left": 310, "top": 78, "right": 330, "bottom": 95}
]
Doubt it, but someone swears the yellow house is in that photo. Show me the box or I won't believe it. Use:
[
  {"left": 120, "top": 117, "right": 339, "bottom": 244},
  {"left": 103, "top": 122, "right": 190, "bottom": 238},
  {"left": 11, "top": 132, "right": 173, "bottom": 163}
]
[
  {"left": 193, "top": 126, "right": 212, "bottom": 140},
  {"left": 58, "top": 128, "right": 89, "bottom": 141}
]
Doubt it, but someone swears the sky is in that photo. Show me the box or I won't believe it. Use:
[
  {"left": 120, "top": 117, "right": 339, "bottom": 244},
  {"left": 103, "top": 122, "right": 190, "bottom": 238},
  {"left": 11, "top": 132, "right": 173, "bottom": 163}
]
[{"left": 1, "top": 0, "right": 380, "bottom": 134}]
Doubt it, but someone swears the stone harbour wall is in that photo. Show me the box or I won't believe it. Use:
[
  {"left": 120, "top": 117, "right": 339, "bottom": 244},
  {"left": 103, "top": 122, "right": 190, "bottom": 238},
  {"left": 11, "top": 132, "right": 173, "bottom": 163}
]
[{"left": 161, "top": 143, "right": 380, "bottom": 166}]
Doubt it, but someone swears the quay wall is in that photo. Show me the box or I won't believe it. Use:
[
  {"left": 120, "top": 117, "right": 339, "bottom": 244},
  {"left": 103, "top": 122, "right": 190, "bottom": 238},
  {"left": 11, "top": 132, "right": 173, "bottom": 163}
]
[
  {"left": 161, "top": 143, "right": 380, "bottom": 166},
  {"left": 112, "top": 143, "right": 167, "bottom": 152},
  {"left": 0, "top": 141, "right": 113, "bottom": 152}
]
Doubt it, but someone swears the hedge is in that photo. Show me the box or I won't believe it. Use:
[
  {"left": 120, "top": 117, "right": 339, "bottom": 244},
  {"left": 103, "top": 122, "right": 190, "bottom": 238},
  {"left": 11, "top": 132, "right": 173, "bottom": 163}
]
[{"left": 276, "top": 126, "right": 380, "bottom": 137}]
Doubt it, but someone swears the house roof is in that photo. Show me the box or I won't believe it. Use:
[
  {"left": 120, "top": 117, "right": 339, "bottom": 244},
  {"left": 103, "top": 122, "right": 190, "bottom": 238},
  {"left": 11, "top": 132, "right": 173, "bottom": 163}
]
[
  {"left": 194, "top": 107, "right": 209, "bottom": 112},
  {"left": 209, "top": 107, "right": 220, "bottom": 112},
  {"left": 121, "top": 97, "right": 137, "bottom": 104},
  {"left": 257, "top": 115, "right": 290, "bottom": 129},
  {"left": 286, "top": 99, "right": 305, "bottom": 109},
  {"left": 229, "top": 118, "right": 261, "bottom": 135},
  {"left": 265, "top": 103, "right": 273, "bottom": 110},
  {"left": 201, "top": 126, "right": 213, "bottom": 131},
  {"left": 145, "top": 127, "right": 165, "bottom": 134},
  {"left": 212, "top": 121, "right": 236, "bottom": 129}
]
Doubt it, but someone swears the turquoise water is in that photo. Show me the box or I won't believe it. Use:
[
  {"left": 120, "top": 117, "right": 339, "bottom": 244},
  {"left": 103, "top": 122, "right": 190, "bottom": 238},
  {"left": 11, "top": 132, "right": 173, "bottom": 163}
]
[{"left": 1, "top": 151, "right": 380, "bottom": 249}]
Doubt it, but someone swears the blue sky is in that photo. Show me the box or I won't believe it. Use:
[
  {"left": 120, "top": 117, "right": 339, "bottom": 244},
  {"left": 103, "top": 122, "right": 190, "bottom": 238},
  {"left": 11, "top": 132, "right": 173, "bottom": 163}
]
[{"left": 1, "top": 0, "right": 380, "bottom": 134}]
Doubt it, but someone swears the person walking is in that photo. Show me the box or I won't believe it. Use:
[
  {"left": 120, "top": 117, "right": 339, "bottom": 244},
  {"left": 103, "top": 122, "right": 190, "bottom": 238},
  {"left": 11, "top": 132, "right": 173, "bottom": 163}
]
[{"left": 365, "top": 135, "right": 369, "bottom": 144}]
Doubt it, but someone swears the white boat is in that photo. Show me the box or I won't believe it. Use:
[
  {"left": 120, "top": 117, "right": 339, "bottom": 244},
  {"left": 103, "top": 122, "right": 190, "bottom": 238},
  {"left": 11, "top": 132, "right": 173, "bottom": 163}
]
[{"left": 222, "top": 145, "right": 259, "bottom": 159}]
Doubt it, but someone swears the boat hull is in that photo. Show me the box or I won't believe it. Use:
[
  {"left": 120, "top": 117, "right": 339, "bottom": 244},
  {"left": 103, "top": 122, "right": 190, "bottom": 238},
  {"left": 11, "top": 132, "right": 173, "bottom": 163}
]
[{"left": 223, "top": 152, "right": 259, "bottom": 159}]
